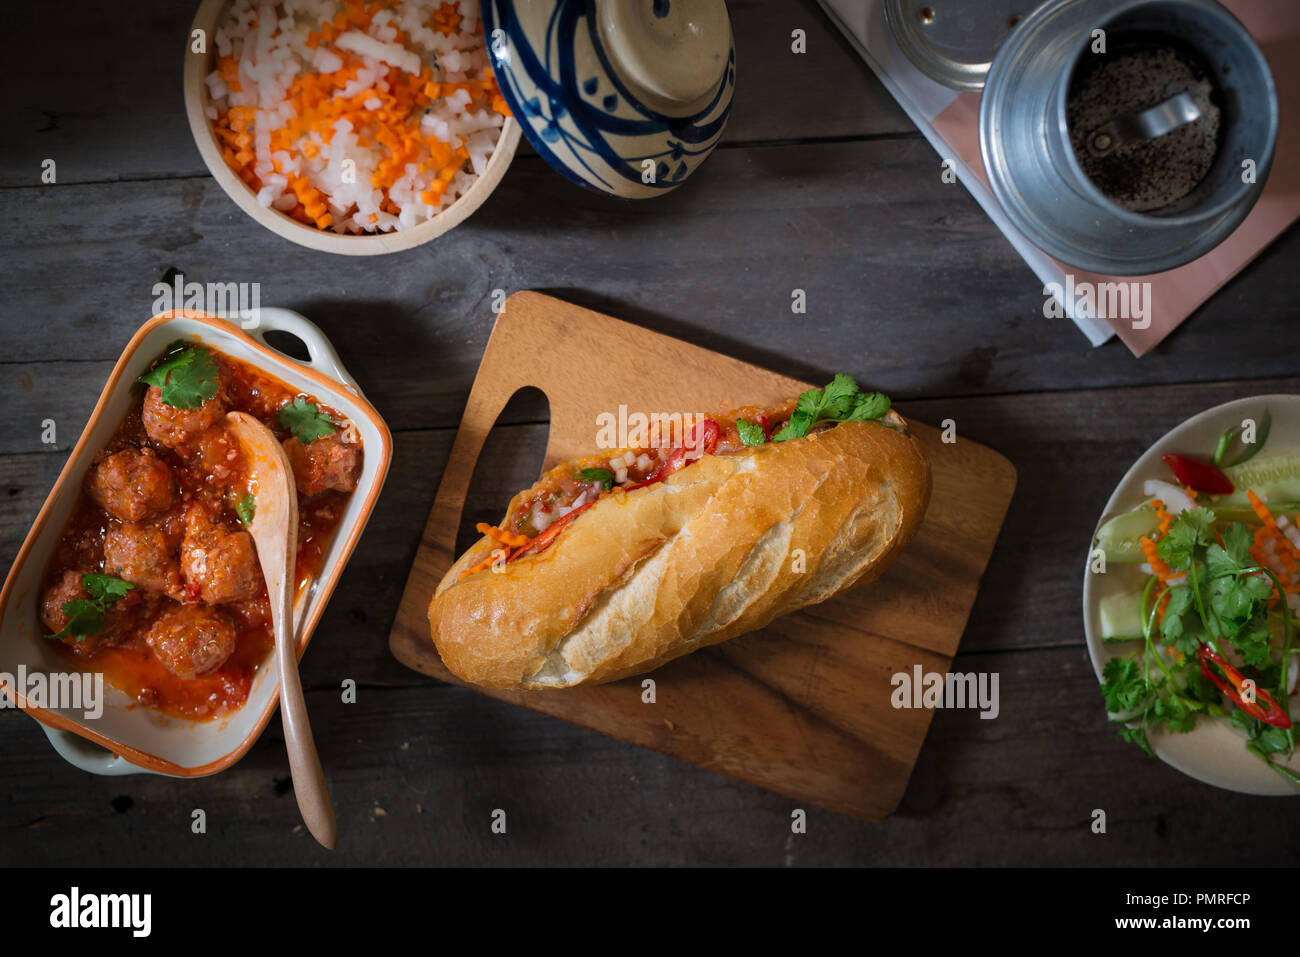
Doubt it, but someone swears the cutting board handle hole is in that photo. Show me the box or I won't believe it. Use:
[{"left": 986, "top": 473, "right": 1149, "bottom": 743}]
[{"left": 453, "top": 386, "right": 552, "bottom": 557}]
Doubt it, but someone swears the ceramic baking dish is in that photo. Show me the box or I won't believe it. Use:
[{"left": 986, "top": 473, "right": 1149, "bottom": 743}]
[{"left": 0, "top": 308, "right": 391, "bottom": 776}]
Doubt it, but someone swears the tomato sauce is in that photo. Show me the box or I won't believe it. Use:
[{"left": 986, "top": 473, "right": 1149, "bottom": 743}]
[{"left": 42, "top": 346, "right": 360, "bottom": 721}]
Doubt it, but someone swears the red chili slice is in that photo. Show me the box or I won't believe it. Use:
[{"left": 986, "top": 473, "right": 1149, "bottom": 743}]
[
  {"left": 504, "top": 418, "right": 723, "bottom": 565},
  {"left": 507, "top": 500, "right": 597, "bottom": 561},
  {"left": 1162, "top": 454, "right": 1234, "bottom": 495},
  {"left": 1197, "top": 645, "right": 1292, "bottom": 729}
]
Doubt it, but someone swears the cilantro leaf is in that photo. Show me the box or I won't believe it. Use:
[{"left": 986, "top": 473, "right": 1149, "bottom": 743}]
[
  {"left": 138, "top": 345, "right": 219, "bottom": 410},
  {"left": 82, "top": 573, "right": 133, "bottom": 604},
  {"left": 1159, "top": 586, "right": 1195, "bottom": 647},
  {"left": 1220, "top": 522, "right": 1254, "bottom": 567},
  {"left": 236, "top": 494, "right": 257, "bottom": 528},
  {"left": 845, "top": 392, "right": 891, "bottom": 422},
  {"left": 1118, "top": 724, "right": 1154, "bottom": 757},
  {"left": 46, "top": 573, "right": 132, "bottom": 642},
  {"left": 819, "top": 374, "right": 859, "bottom": 419},
  {"left": 48, "top": 600, "right": 106, "bottom": 642},
  {"left": 772, "top": 411, "right": 811, "bottom": 443},
  {"left": 1209, "top": 572, "right": 1273, "bottom": 648},
  {"left": 795, "top": 389, "right": 821, "bottom": 418},
  {"left": 736, "top": 419, "right": 767, "bottom": 447},
  {"left": 1231, "top": 619, "right": 1274, "bottom": 671},
  {"left": 277, "top": 397, "right": 338, "bottom": 443},
  {"left": 1151, "top": 689, "right": 1200, "bottom": 733},
  {"left": 1155, "top": 508, "right": 1215, "bottom": 572},
  {"left": 579, "top": 467, "right": 614, "bottom": 491},
  {"left": 1233, "top": 707, "right": 1291, "bottom": 754},
  {"left": 1101, "top": 657, "right": 1150, "bottom": 715},
  {"left": 773, "top": 375, "right": 894, "bottom": 443}
]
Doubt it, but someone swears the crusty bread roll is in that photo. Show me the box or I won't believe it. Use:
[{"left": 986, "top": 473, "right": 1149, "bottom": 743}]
[{"left": 428, "top": 410, "right": 930, "bottom": 689}]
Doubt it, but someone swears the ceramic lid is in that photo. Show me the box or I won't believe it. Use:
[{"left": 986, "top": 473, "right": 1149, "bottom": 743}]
[{"left": 483, "top": 0, "right": 736, "bottom": 198}]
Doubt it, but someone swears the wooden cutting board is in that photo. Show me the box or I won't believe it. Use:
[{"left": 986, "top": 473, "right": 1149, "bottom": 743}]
[{"left": 389, "top": 292, "right": 1016, "bottom": 819}]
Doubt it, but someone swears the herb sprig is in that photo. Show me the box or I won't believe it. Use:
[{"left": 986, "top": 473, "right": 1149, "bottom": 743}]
[
  {"left": 736, "top": 374, "right": 892, "bottom": 445},
  {"left": 579, "top": 467, "right": 614, "bottom": 491},
  {"left": 277, "top": 397, "right": 338, "bottom": 444},
  {"left": 137, "top": 341, "right": 220, "bottom": 410},
  {"left": 236, "top": 494, "right": 257, "bottom": 528},
  {"left": 47, "top": 573, "right": 134, "bottom": 642},
  {"left": 1101, "top": 507, "right": 1296, "bottom": 782}
]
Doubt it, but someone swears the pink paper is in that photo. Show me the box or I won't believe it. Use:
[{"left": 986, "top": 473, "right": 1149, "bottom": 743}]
[{"left": 931, "top": 0, "right": 1299, "bottom": 356}]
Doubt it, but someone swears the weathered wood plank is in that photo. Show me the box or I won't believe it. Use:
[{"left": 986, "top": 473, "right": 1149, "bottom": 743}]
[
  {"left": 0, "top": 0, "right": 911, "bottom": 189},
  {"left": 0, "top": 644, "right": 1293, "bottom": 866},
  {"left": 3, "top": 138, "right": 1298, "bottom": 461}
]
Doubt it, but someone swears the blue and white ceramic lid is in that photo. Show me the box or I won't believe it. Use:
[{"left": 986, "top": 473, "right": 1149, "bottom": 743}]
[{"left": 483, "top": 0, "right": 736, "bottom": 198}]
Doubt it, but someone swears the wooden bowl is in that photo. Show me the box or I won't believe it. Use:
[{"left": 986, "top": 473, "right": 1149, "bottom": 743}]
[{"left": 182, "top": 0, "right": 521, "bottom": 255}]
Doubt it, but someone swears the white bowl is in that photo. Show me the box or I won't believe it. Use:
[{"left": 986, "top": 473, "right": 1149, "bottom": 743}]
[
  {"left": 0, "top": 309, "right": 392, "bottom": 775},
  {"left": 183, "top": 0, "right": 521, "bottom": 255},
  {"left": 1082, "top": 394, "right": 1300, "bottom": 795}
]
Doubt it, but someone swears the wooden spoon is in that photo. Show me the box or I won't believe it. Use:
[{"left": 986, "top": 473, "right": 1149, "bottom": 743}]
[{"left": 225, "top": 411, "right": 338, "bottom": 850}]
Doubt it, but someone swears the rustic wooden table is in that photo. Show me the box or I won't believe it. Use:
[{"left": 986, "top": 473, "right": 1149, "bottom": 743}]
[{"left": 3, "top": 0, "right": 1298, "bottom": 866}]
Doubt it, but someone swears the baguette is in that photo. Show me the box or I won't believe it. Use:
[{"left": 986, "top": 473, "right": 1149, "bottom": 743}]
[{"left": 428, "top": 400, "right": 930, "bottom": 689}]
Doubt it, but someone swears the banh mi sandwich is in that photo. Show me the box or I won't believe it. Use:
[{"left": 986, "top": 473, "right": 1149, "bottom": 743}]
[{"left": 428, "top": 375, "right": 931, "bottom": 689}]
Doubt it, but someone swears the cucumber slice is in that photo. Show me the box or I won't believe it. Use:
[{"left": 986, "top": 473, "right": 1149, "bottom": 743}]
[
  {"left": 1210, "top": 503, "right": 1300, "bottom": 524},
  {"left": 1219, "top": 453, "right": 1300, "bottom": 508},
  {"left": 1094, "top": 507, "right": 1160, "bottom": 564},
  {"left": 1100, "top": 591, "right": 1146, "bottom": 643}
]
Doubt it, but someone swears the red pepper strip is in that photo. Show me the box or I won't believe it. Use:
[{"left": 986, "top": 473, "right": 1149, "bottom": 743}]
[
  {"left": 507, "top": 500, "right": 598, "bottom": 562},
  {"left": 1197, "top": 645, "right": 1292, "bottom": 728},
  {"left": 1162, "top": 454, "right": 1234, "bottom": 495},
  {"left": 627, "top": 417, "right": 721, "bottom": 490},
  {"left": 506, "top": 419, "right": 723, "bottom": 563}
]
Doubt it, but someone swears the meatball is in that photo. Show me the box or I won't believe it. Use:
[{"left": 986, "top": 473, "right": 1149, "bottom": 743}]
[
  {"left": 145, "top": 605, "right": 237, "bottom": 679},
  {"left": 181, "top": 503, "right": 263, "bottom": 604},
  {"left": 284, "top": 433, "right": 362, "bottom": 497},
  {"left": 103, "top": 522, "right": 182, "bottom": 598},
  {"left": 141, "top": 360, "right": 229, "bottom": 448},
  {"left": 40, "top": 569, "right": 135, "bottom": 650},
  {"left": 86, "top": 449, "right": 177, "bottom": 522}
]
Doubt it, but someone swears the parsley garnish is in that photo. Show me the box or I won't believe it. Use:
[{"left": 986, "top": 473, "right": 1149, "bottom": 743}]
[
  {"left": 771, "top": 374, "right": 893, "bottom": 442},
  {"left": 236, "top": 494, "right": 257, "bottom": 527},
  {"left": 47, "top": 573, "right": 133, "bottom": 642},
  {"left": 579, "top": 467, "right": 614, "bottom": 491},
  {"left": 137, "top": 342, "right": 220, "bottom": 410},
  {"left": 1101, "top": 506, "right": 1296, "bottom": 782},
  {"left": 736, "top": 419, "right": 766, "bottom": 447},
  {"left": 277, "top": 397, "right": 337, "bottom": 443}
]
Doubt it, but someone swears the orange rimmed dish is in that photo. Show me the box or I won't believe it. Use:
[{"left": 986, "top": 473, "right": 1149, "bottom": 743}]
[{"left": 0, "top": 309, "right": 391, "bottom": 776}]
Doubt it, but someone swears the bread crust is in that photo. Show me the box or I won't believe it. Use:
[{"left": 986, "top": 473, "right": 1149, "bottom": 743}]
[{"left": 428, "top": 415, "right": 930, "bottom": 689}]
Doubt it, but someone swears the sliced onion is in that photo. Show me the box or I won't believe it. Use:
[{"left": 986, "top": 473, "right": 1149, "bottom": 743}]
[
  {"left": 1144, "top": 479, "right": 1197, "bottom": 515},
  {"left": 553, "top": 490, "right": 590, "bottom": 521}
]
